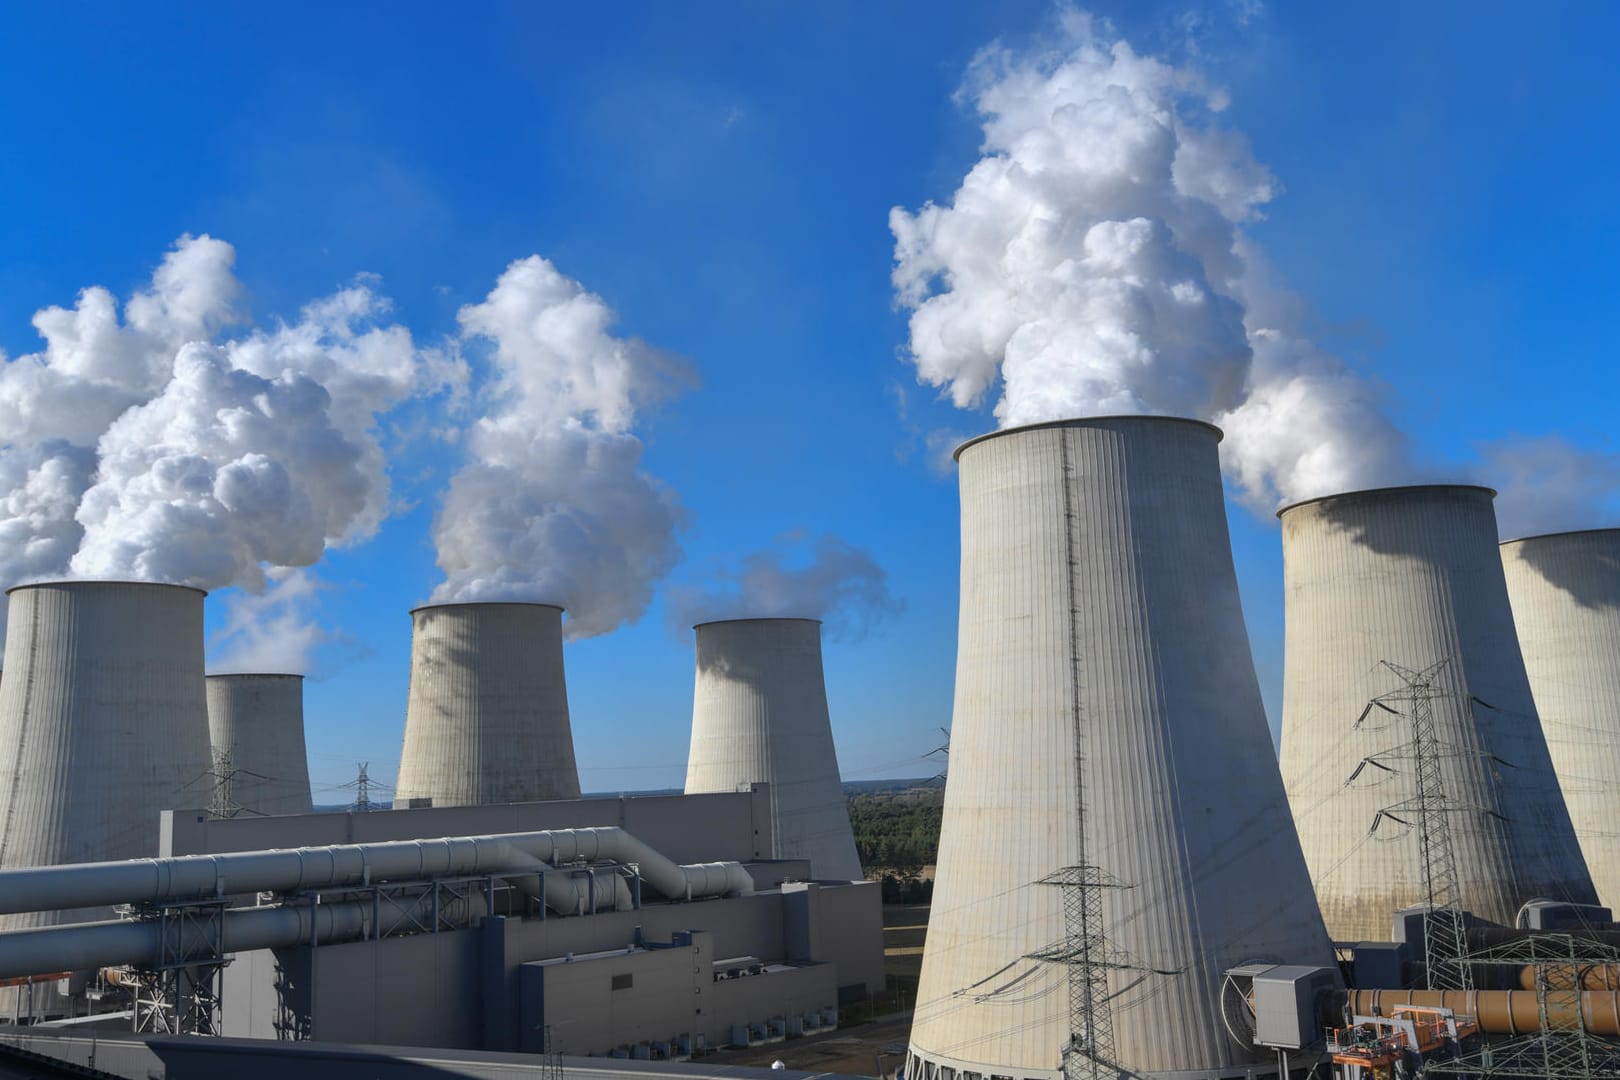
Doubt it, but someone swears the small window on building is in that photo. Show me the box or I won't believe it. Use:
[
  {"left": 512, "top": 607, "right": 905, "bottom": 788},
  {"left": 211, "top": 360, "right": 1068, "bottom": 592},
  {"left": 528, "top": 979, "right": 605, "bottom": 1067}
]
[{"left": 611, "top": 973, "right": 633, "bottom": 991}]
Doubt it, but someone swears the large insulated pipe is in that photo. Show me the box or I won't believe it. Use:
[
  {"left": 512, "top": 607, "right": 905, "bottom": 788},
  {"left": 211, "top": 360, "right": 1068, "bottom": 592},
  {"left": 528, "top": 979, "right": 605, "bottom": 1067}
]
[
  {"left": 1500, "top": 529, "right": 1620, "bottom": 912},
  {"left": 686, "top": 619, "right": 862, "bottom": 881},
  {"left": 205, "top": 674, "right": 314, "bottom": 816},
  {"left": 1348, "top": 989, "right": 1620, "bottom": 1036},
  {"left": 1517, "top": 965, "right": 1620, "bottom": 991},
  {"left": 394, "top": 603, "right": 581, "bottom": 807},
  {"left": 1277, "top": 486, "right": 1595, "bottom": 941},
  {"left": 0, "top": 888, "right": 487, "bottom": 982},
  {"left": 909, "top": 418, "right": 1336, "bottom": 1080},
  {"left": 0, "top": 581, "right": 214, "bottom": 929},
  {"left": 0, "top": 827, "right": 751, "bottom": 916}
]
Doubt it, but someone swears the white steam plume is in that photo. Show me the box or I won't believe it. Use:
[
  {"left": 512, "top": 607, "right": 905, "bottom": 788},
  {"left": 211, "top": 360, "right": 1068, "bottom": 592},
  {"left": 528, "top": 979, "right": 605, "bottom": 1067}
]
[
  {"left": 890, "top": 11, "right": 1410, "bottom": 508},
  {"left": 0, "top": 234, "right": 460, "bottom": 658},
  {"left": 671, "top": 532, "right": 901, "bottom": 641},
  {"left": 430, "top": 256, "right": 692, "bottom": 639},
  {"left": 208, "top": 568, "right": 345, "bottom": 676},
  {"left": 1481, "top": 435, "right": 1620, "bottom": 541}
]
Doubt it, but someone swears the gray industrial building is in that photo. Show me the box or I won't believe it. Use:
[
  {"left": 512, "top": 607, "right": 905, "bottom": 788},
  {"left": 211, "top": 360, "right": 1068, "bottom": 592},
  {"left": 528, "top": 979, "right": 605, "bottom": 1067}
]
[{"left": 0, "top": 789, "right": 881, "bottom": 1060}]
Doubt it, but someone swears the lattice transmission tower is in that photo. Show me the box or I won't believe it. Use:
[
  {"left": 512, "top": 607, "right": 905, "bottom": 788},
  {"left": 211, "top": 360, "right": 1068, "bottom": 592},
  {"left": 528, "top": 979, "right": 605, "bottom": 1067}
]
[
  {"left": 1348, "top": 658, "right": 1509, "bottom": 993},
  {"left": 1027, "top": 866, "right": 1178, "bottom": 1080}
]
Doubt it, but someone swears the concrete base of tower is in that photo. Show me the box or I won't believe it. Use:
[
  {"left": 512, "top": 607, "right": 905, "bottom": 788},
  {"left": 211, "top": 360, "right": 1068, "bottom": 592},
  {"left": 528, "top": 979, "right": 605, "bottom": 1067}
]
[{"left": 903, "top": 1046, "right": 1296, "bottom": 1080}]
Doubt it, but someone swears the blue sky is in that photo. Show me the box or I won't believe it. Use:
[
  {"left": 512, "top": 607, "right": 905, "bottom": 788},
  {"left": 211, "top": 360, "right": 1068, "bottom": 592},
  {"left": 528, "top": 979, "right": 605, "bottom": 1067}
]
[{"left": 2, "top": 3, "right": 1617, "bottom": 801}]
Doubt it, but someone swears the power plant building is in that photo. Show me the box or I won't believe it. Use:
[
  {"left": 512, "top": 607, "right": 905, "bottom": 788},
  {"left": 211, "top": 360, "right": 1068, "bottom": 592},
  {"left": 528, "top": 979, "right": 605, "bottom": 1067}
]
[
  {"left": 685, "top": 618, "right": 862, "bottom": 882},
  {"left": 1500, "top": 528, "right": 1620, "bottom": 912},
  {"left": 394, "top": 602, "right": 581, "bottom": 808},
  {"left": 0, "top": 580, "right": 214, "bottom": 930},
  {"left": 908, "top": 417, "right": 1335, "bottom": 1080},
  {"left": 1277, "top": 485, "right": 1595, "bottom": 941},
  {"left": 205, "top": 673, "right": 314, "bottom": 817}
]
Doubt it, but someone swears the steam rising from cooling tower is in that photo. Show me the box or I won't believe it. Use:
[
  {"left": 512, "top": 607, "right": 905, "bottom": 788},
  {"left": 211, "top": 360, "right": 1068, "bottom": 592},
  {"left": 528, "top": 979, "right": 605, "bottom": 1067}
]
[
  {"left": 0, "top": 233, "right": 461, "bottom": 644},
  {"left": 0, "top": 582, "right": 212, "bottom": 928},
  {"left": 206, "top": 674, "right": 314, "bottom": 817},
  {"left": 670, "top": 532, "right": 899, "bottom": 641},
  {"left": 430, "top": 256, "right": 691, "bottom": 639},
  {"left": 908, "top": 417, "right": 1333, "bottom": 1079},
  {"left": 889, "top": 13, "right": 1409, "bottom": 509},
  {"left": 1277, "top": 486, "right": 1595, "bottom": 940},
  {"left": 685, "top": 619, "right": 861, "bottom": 881},
  {"left": 1500, "top": 528, "right": 1620, "bottom": 911},
  {"left": 394, "top": 603, "right": 581, "bottom": 807}
]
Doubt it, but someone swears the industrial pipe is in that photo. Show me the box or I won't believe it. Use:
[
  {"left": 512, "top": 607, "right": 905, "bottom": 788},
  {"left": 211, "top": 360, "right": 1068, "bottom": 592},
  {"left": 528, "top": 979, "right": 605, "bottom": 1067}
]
[
  {"left": 1469, "top": 927, "right": 1620, "bottom": 949},
  {"left": 0, "top": 827, "right": 752, "bottom": 918},
  {"left": 1349, "top": 988, "right": 1620, "bottom": 1036},
  {"left": 0, "top": 889, "right": 485, "bottom": 982},
  {"left": 1518, "top": 965, "right": 1620, "bottom": 991}
]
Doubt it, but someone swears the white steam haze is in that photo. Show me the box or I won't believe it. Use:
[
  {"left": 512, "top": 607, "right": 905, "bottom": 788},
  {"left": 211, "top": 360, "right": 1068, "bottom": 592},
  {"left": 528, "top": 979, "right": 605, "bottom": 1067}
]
[
  {"left": 671, "top": 532, "right": 901, "bottom": 641},
  {"left": 0, "top": 234, "right": 463, "bottom": 662},
  {"left": 430, "top": 256, "right": 693, "bottom": 639},
  {"left": 1483, "top": 435, "right": 1620, "bottom": 541},
  {"left": 208, "top": 567, "right": 348, "bottom": 675}
]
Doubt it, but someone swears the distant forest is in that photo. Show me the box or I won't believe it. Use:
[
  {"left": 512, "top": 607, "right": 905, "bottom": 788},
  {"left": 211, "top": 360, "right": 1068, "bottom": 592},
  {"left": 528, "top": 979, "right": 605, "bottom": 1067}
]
[{"left": 846, "top": 782, "right": 943, "bottom": 901}]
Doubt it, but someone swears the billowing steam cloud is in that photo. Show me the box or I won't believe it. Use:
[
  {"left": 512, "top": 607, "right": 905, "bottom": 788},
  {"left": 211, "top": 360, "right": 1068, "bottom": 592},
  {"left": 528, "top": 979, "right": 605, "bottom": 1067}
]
[
  {"left": 0, "top": 234, "right": 460, "bottom": 654},
  {"left": 671, "top": 532, "right": 901, "bottom": 641},
  {"left": 890, "top": 12, "right": 1411, "bottom": 509},
  {"left": 430, "top": 256, "right": 692, "bottom": 639}
]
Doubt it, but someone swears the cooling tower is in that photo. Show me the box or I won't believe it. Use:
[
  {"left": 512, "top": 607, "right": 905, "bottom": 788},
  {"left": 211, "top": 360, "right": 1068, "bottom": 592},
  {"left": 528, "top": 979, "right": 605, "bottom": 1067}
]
[
  {"left": 685, "top": 618, "right": 861, "bottom": 881},
  {"left": 1501, "top": 528, "right": 1620, "bottom": 912},
  {"left": 908, "top": 417, "right": 1334, "bottom": 1080},
  {"left": 394, "top": 602, "right": 581, "bottom": 807},
  {"left": 0, "top": 582, "right": 213, "bottom": 920},
  {"left": 1277, "top": 486, "right": 1595, "bottom": 942},
  {"left": 205, "top": 673, "right": 314, "bottom": 817}
]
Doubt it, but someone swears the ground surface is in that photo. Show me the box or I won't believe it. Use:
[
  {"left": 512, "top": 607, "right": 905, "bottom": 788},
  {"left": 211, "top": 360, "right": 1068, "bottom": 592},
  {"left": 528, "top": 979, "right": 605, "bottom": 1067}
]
[{"left": 698, "top": 904, "right": 929, "bottom": 1078}]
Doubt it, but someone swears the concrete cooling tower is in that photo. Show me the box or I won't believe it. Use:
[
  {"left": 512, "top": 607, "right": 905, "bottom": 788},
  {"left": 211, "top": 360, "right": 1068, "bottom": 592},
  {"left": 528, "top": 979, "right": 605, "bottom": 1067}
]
[
  {"left": 1277, "top": 486, "right": 1595, "bottom": 942},
  {"left": 0, "top": 581, "right": 213, "bottom": 923},
  {"left": 1501, "top": 528, "right": 1620, "bottom": 912},
  {"left": 908, "top": 417, "right": 1334, "bottom": 1080},
  {"left": 685, "top": 618, "right": 861, "bottom": 881},
  {"left": 205, "top": 673, "right": 314, "bottom": 817},
  {"left": 394, "top": 602, "right": 581, "bottom": 808}
]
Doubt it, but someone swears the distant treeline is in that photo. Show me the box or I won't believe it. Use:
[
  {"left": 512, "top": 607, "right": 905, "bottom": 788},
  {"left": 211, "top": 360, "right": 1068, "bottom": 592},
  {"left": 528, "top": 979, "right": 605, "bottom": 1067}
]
[{"left": 847, "top": 784, "right": 943, "bottom": 875}]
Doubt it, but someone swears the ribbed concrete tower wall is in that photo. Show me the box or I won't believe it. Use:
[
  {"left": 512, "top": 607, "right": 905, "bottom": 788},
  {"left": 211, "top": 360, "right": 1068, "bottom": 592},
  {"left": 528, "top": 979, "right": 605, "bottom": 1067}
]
[
  {"left": 394, "top": 603, "right": 581, "bottom": 807},
  {"left": 908, "top": 418, "right": 1334, "bottom": 1080},
  {"left": 685, "top": 618, "right": 861, "bottom": 881},
  {"left": 1501, "top": 529, "right": 1620, "bottom": 912},
  {"left": 205, "top": 674, "right": 313, "bottom": 817},
  {"left": 0, "top": 581, "right": 213, "bottom": 931},
  {"left": 1277, "top": 486, "right": 1595, "bottom": 942}
]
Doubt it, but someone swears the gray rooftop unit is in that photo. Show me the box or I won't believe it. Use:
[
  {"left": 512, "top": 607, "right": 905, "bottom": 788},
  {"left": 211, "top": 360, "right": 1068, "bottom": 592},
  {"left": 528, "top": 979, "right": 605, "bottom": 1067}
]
[
  {"left": 1500, "top": 528, "right": 1620, "bottom": 912},
  {"left": 685, "top": 618, "right": 861, "bottom": 881},
  {"left": 394, "top": 602, "right": 581, "bottom": 808},
  {"left": 0, "top": 581, "right": 213, "bottom": 930},
  {"left": 1277, "top": 486, "right": 1595, "bottom": 941},
  {"left": 205, "top": 673, "right": 313, "bottom": 817},
  {"left": 907, "top": 417, "right": 1334, "bottom": 1080}
]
